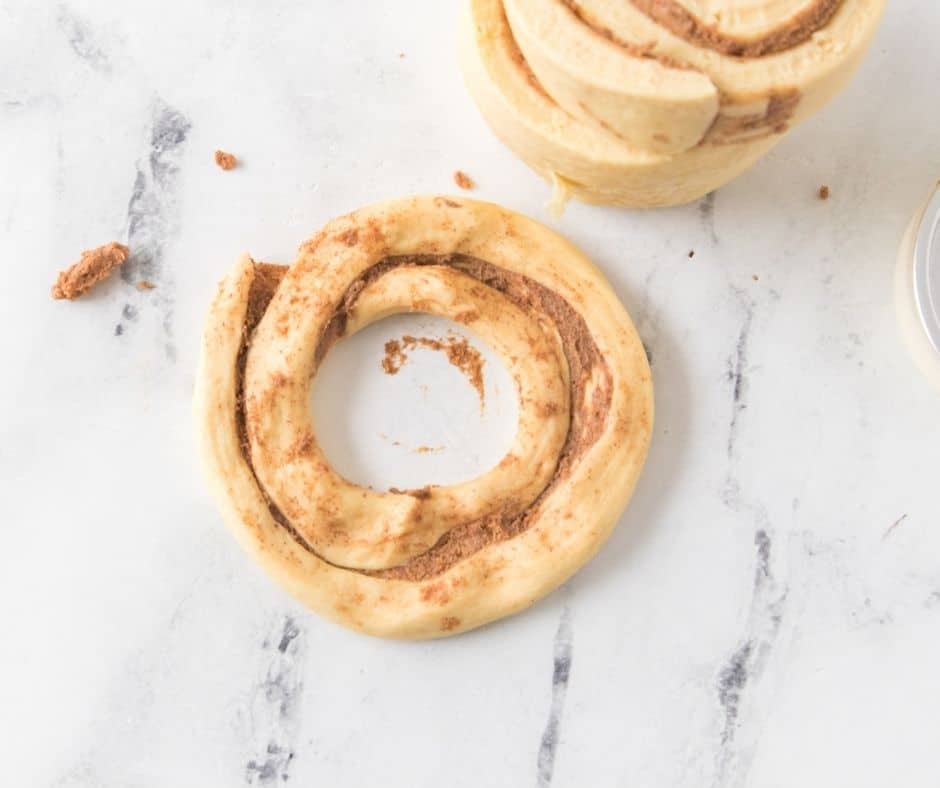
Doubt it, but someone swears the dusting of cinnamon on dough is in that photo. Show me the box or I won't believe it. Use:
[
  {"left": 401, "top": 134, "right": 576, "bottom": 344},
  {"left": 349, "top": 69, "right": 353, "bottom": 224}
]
[
  {"left": 233, "top": 253, "right": 615, "bottom": 583},
  {"left": 440, "top": 616, "right": 461, "bottom": 631},
  {"left": 137, "top": 280, "right": 156, "bottom": 291},
  {"left": 214, "top": 150, "right": 237, "bottom": 170},
  {"left": 51, "top": 242, "right": 129, "bottom": 300},
  {"left": 288, "top": 431, "right": 315, "bottom": 460},
  {"left": 421, "top": 582, "right": 451, "bottom": 605},
  {"left": 337, "top": 228, "right": 359, "bottom": 246},
  {"left": 453, "top": 170, "right": 475, "bottom": 190},
  {"left": 381, "top": 334, "right": 485, "bottom": 409},
  {"left": 455, "top": 308, "right": 481, "bottom": 324},
  {"left": 537, "top": 402, "right": 561, "bottom": 418}
]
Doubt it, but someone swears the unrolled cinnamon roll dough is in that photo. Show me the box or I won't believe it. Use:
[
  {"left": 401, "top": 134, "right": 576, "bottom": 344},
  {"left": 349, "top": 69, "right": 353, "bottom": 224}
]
[
  {"left": 195, "top": 196, "right": 653, "bottom": 638},
  {"left": 460, "top": 0, "right": 885, "bottom": 207}
]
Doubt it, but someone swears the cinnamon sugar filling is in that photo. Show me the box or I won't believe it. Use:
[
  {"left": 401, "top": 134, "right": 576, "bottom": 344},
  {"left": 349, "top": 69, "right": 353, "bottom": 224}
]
[
  {"left": 628, "top": 0, "right": 844, "bottom": 57},
  {"left": 234, "top": 254, "right": 612, "bottom": 581},
  {"left": 557, "top": 0, "right": 844, "bottom": 65},
  {"left": 512, "top": 1, "right": 820, "bottom": 143}
]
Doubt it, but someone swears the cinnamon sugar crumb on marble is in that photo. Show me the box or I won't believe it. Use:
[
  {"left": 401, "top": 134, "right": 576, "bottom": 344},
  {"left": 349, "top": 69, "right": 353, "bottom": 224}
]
[
  {"left": 380, "top": 334, "right": 485, "bottom": 409},
  {"left": 453, "top": 170, "right": 475, "bottom": 190},
  {"left": 137, "top": 280, "right": 156, "bottom": 291},
  {"left": 381, "top": 339, "right": 406, "bottom": 375},
  {"left": 215, "top": 150, "right": 237, "bottom": 171},
  {"left": 818, "top": 184, "right": 830, "bottom": 200},
  {"left": 51, "top": 242, "right": 129, "bottom": 300}
]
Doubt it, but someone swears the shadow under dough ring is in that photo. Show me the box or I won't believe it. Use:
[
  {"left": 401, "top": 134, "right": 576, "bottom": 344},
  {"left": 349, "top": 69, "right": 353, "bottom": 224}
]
[{"left": 195, "top": 196, "right": 653, "bottom": 638}]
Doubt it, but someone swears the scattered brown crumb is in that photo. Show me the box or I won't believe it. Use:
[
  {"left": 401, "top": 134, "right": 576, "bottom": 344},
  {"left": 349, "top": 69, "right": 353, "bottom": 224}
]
[
  {"left": 381, "top": 334, "right": 486, "bottom": 409},
  {"left": 336, "top": 228, "right": 359, "bottom": 247},
  {"left": 379, "top": 433, "right": 443, "bottom": 453},
  {"left": 688, "top": 250, "right": 695, "bottom": 258},
  {"left": 818, "top": 185, "right": 830, "bottom": 200},
  {"left": 752, "top": 275, "right": 759, "bottom": 281},
  {"left": 137, "top": 280, "right": 157, "bottom": 291},
  {"left": 381, "top": 339, "right": 406, "bottom": 375},
  {"left": 453, "top": 170, "right": 475, "bottom": 190},
  {"left": 398, "top": 52, "right": 406, "bottom": 59},
  {"left": 214, "top": 150, "right": 237, "bottom": 171},
  {"left": 51, "top": 242, "right": 129, "bottom": 300},
  {"left": 388, "top": 486, "right": 432, "bottom": 500}
]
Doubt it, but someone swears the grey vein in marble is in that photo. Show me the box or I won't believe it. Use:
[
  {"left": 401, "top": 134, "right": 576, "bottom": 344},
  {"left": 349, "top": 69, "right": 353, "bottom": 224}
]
[
  {"left": 536, "top": 605, "right": 573, "bottom": 788},
  {"left": 119, "top": 98, "right": 191, "bottom": 359},
  {"left": 725, "top": 289, "right": 755, "bottom": 461},
  {"left": 277, "top": 618, "right": 300, "bottom": 653},
  {"left": 851, "top": 597, "right": 894, "bottom": 629},
  {"left": 633, "top": 266, "right": 663, "bottom": 371},
  {"left": 55, "top": 133, "right": 65, "bottom": 195},
  {"left": 716, "top": 639, "right": 752, "bottom": 744},
  {"left": 699, "top": 192, "right": 719, "bottom": 245},
  {"left": 57, "top": 5, "right": 111, "bottom": 73},
  {"left": 882, "top": 513, "right": 908, "bottom": 540},
  {"left": 711, "top": 527, "right": 787, "bottom": 788},
  {"left": 245, "top": 617, "right": 305, "bottom": 785},
  {"left": 115, "top": 302, "right": 138, "bottom": 338},
  {"left": 718, "top": 294, "right": 788, "bottom": 783}
]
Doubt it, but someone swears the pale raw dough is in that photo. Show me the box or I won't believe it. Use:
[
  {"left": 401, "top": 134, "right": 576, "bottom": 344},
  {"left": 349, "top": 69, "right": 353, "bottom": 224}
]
[
  {"left": 460, "top": 0, "right": 885, "bottom": 208},
  {"left": 194, "top": 196, "right": 653, "bottom": 638}
]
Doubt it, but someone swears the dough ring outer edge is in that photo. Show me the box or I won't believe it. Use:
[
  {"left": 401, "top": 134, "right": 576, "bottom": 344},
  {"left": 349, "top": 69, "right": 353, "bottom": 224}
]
[{"left": 194, "top": 195, "right": 653, "bottom": 639}]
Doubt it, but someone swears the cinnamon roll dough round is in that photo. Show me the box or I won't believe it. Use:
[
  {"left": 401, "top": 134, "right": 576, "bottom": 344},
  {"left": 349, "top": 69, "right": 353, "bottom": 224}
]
[
  {"left": 460, "top": 0, "right": 885, "bottom": 208},
  {"left": 195, "top": 196, "right": 652, "bottom": 638}
]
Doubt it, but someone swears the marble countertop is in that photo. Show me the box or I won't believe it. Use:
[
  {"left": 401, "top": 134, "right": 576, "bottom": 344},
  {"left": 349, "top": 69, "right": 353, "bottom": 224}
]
[{"left": 2, "top": 1, "right": 940, "bottom": 786}]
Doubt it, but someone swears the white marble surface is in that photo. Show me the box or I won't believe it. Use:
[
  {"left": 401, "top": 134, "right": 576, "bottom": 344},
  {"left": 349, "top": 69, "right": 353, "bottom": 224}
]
[{"left": 2, "top": 1, "right": 940, "bottom": 786}]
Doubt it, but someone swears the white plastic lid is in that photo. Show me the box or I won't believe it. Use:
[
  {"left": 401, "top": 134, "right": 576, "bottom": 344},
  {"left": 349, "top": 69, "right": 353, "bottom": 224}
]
[{"left": 913, "top": 182, "right": 940, "bottom": 357}]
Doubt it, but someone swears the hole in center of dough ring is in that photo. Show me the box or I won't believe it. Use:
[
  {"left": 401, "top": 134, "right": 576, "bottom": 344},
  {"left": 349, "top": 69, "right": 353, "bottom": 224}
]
[{"left": 245, "top": 261, "right": 571, "bottom": 571}]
